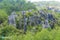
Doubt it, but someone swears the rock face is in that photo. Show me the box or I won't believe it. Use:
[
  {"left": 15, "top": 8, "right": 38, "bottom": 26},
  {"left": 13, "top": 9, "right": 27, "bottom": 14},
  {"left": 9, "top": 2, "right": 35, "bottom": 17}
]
[
  {"left": 39, "top": 10, "right": 55, "bottom": 29},
  {"left": 23, "top": 17, "right": 28, "bottom": 34},
  {"left": 8, "top": 10, "right": 56, "bottom": 33},
  {"left": 44, "top": 19, "right": 50, "bottom": 28},
  {"left": 8, "top": 11, "right": 17, "bottom": 27},
  {"left": 19, "top": 11, "right": 28, "bottom": 34}
]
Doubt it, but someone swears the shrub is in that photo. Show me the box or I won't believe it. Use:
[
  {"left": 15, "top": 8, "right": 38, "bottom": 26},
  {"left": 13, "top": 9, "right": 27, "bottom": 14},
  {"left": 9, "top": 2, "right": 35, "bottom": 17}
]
[
  {"left": 0, "top": 25, "right": 21, "bottom": 37},
  {"left": 0, "top": 9, "right": 8, "bottom": 24},
  {"left": 34, "top": 29, "right": 50, "bottom": 40}
]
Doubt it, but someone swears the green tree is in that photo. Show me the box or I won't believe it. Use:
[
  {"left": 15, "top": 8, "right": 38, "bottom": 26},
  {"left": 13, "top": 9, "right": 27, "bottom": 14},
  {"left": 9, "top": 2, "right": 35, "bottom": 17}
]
[{"left": 0, "top": 0, "right": 36, "bottom": 15}]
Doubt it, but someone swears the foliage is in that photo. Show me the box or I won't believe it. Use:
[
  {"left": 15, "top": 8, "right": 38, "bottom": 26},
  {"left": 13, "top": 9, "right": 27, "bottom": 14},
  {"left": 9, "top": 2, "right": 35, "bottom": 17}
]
[
  {"left": 0, "top": 0, "right": 60, "bottom": 40},
  {"left": 0, "top": 0, "right": 36, "bottom": 15},
  {"left": 0, "top": 9, "right": 8, "bottom": 24},
  {"left": 0, "top": 25, "right": 21, "bottom": 37},
  {"left": 0, "top": 27, "right": 60, "bottom": 40}
]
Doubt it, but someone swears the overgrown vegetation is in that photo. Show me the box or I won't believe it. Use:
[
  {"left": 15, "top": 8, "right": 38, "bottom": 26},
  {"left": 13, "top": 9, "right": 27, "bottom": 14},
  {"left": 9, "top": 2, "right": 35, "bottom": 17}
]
[{"left": 0, "top": 0, "right": 60, "bottom": 40}]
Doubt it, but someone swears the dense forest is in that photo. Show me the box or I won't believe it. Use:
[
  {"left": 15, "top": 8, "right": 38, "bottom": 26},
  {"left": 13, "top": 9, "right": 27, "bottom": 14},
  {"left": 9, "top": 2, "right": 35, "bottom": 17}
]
[{"left": 0, "top": 0, "right": 60, "bottom": 40}]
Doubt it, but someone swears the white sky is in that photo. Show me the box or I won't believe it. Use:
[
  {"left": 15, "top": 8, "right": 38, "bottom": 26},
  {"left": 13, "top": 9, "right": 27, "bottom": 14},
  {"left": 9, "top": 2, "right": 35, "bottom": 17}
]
[{"left": 27, "top": 0, "right": 60, "bottom": 2}]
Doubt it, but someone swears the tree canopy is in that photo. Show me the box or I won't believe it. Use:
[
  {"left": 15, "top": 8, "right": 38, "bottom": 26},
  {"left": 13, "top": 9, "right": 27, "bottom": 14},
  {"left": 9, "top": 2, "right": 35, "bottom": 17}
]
[{"left": 0, "top": 0, "right": 36, "bottom": 14}]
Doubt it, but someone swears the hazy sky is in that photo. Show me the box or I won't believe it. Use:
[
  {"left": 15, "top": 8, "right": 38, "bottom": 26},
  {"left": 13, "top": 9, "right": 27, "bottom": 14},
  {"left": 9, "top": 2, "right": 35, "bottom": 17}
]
[{"left": 27, "top": 0, "right": 60, "bottom": 2}]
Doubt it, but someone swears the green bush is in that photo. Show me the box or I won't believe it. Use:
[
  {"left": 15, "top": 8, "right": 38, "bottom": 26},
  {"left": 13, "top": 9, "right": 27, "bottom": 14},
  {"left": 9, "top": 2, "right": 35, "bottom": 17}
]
[
  {"left": 0, "top": 25, "right": 21, "bottom": 37},
  {"left": 54, "top": 28, "right": 60, "bottom": 40},
  {"left": 0, "top": 9, "right": 8, "bottom": 24},
  {"left": 34, "top": 29, "right": 50, "bottom": 40}
]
